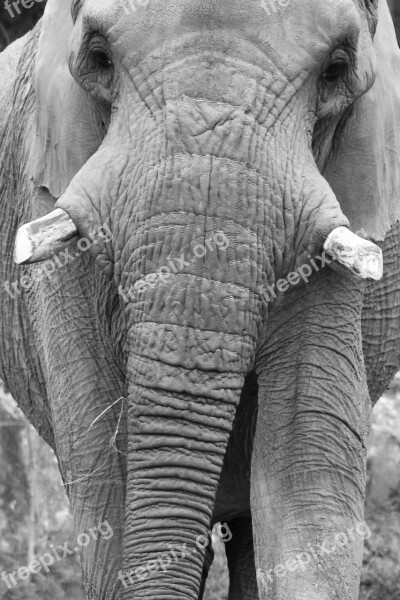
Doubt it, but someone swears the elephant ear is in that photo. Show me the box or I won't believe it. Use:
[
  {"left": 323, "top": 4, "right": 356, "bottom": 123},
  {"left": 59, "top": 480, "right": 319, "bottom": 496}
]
[
  {"left": 322, "top": 0, "right": 400, "bottom": 241},
  {"left": 32, "top": 0, "right": 104, "bottom": 198}
]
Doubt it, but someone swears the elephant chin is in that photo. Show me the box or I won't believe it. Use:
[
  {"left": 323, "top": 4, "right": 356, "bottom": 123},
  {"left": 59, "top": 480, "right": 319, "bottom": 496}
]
[{"left": 14, "top": 209, "right": 383, "bottom": 281}]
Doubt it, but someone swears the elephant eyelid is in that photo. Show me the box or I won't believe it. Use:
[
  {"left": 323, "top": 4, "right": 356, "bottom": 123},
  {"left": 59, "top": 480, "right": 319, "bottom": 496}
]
[
  {"left": 87, "top": 34, "right": 113, "bottom": 68},
  {"left": 321, "top": 47, "right": 352, "bottom": 83},
  {"left": 74, "top": 32, "right": 114, "bottom": 82},
  {"left": 315, "top": 46, "right": 358, "bottom": 110},
  {"left": 70, "top": 32, "right": 114, "bottom": 100}
]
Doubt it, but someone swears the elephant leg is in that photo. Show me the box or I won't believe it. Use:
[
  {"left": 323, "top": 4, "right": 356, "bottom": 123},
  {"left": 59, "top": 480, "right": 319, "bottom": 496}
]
[
  {"left": 213, "top": 374, "right": 258, "bottom": 599},
  {"left": 252, "top": 268, "right": 369, "bottom": 600},
  {"left": 32, "top": 260, "right": 127, "bottom": 600},
  {"left": 363, "top": 222, "right": 400, "bottom": 404},
  {"left": 225, "top": 516, "right": 258, "bottom": 600},
  {"left": 199, "top": 541, "right": 215, "bottom": 600}
]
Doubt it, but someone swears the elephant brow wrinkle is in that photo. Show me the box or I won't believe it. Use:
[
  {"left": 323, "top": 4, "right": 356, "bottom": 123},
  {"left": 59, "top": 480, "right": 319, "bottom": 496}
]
[{"left": 71, "top": 0, "right": 83, "bottom": 23}]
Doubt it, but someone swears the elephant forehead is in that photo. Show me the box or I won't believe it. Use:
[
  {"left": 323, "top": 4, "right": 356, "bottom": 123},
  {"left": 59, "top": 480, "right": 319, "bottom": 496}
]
[{"left": 76, "top": 0, "right": 365, "bottom": 75}]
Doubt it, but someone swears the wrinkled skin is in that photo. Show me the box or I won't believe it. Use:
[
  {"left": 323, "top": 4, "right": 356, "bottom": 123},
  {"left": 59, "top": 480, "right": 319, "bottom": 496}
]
[{"left": 1, "top": 1, "right": 400, "bottom": 600}]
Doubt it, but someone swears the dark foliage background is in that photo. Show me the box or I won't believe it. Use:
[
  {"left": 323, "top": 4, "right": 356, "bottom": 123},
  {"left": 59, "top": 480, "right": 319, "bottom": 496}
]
[{"left": 0, "top": 1, "right": 46, "bottom": 47}]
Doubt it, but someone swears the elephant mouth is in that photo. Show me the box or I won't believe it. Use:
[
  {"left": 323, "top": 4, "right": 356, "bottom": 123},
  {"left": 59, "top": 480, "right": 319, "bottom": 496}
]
[{"left": 14, "top": 208, "right": 383, "bottom": 282}]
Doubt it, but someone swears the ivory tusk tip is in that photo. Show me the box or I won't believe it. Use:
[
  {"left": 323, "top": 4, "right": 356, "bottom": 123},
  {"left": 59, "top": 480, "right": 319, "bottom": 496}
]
[
  {"left": 14, "top": 225, "right": 34, "bottom": 265},
  {"left": 13, "top": 208, "right": 78, "bottom": 265},
  {"left": 358, "top": 252, "right": 383, "bottom": 281},
  {"left": 324, "top": 226, "right": 383, "bottom": 281}
]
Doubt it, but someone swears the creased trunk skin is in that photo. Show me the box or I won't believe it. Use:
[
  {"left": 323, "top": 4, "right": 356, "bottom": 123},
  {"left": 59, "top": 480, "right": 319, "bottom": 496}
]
[
  {"left": 123, "top": 327, "right": 252, "bottom": 597},
  {"left": 118, "top": 148, "right": 262, "bottom": 597},
  {"left": 252, "top": 268, "right": 369, "bottom": 600}
]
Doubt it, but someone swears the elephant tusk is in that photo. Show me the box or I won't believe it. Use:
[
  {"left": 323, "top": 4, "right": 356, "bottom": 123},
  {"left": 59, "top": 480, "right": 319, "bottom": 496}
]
[
  {"left": 323, "top": 226, "right": 383, "bottom": 281},
  {"left": 14, "top": 208, "right": 78, "bottom": 265}
]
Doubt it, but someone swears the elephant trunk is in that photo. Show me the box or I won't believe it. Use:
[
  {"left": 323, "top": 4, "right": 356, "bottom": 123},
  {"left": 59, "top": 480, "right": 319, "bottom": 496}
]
[
  {"left": 122, "top": 319, "right": 253, "bottom": 597},
  {"left": 252, "top": 268, "right": 370, "bottom": 600},
  {"left": 115, "top": 147, "right": 261, "bottom": 596}
]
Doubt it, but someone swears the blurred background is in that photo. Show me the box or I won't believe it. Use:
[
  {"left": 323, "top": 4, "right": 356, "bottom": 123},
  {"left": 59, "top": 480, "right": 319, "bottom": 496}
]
[
  {"left": 0, "top": 2, "right": 45, "bottom": 48},
  {"left": 1, "top": 3, "right": 400, "bottom": 599}
]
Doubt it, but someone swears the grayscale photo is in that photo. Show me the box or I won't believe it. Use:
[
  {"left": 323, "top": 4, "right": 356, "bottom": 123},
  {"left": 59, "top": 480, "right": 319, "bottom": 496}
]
[{"left": 1, "top": 1, "right": 400, "bottom": 599}]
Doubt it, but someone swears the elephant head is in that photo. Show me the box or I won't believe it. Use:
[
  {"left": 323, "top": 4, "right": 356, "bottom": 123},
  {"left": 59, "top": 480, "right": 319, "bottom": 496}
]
[{"left": 2, "top": 0, "right": 400, "bottom": 599}]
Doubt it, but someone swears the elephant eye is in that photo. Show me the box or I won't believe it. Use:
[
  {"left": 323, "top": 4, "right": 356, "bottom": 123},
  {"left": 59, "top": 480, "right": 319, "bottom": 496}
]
[
  {"left": 322, "top": 60, "right": 348, "bottom": 83},
  {"left": 86, "top": 33, "right": 113, "bottom": 74},
  {"left": 90, "top": 49, "right": 113, "bottom": 71},
  {"left": 72, "top": 34, "right": 114, "bottom": 101}
]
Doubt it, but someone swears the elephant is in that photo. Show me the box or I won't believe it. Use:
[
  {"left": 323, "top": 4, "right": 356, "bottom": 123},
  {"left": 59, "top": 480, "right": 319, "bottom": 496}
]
[{"left": 1, "top": 0, "right": 400, "bottom": 599}]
